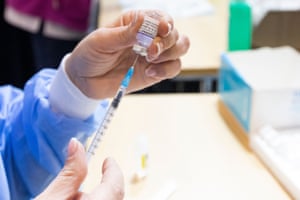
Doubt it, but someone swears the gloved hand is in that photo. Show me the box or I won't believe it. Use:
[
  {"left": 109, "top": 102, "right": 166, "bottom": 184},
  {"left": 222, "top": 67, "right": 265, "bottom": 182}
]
[{"left": 65, "top": 10, "right": 190, "bottom": 99}]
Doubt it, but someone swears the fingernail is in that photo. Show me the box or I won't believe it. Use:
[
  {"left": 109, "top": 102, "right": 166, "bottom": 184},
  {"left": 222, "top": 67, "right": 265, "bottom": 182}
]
[
  {"left": 145, "top": 67, "right": 157, "bottom": 77},
  {"left": 165, "top": 23, "right": 172, "bottom": 37},
  {"left": 146, "top": 43, "right": 161, "bottom": 62},
  {"left": 68, "top": 137, "right": 78, "bottom": 157},
  {"left": 156, "top": 42, "right": 162, "bottom": 56}
]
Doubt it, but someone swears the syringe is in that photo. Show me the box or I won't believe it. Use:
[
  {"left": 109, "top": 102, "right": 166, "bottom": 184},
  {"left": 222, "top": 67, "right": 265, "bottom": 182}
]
[{"left": 86, "top": 55, "right": 138, "bottom": 161}]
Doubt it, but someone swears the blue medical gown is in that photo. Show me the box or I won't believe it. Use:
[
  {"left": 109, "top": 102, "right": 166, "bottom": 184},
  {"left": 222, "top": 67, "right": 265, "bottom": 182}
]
[{"left": 0, "top": 69, "right": 107, "bottom": 199}]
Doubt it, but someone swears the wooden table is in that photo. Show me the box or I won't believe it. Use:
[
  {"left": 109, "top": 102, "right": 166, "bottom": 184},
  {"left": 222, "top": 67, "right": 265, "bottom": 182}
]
[{"left": 83, "top": 93, "right": 291, "bottom": 200}]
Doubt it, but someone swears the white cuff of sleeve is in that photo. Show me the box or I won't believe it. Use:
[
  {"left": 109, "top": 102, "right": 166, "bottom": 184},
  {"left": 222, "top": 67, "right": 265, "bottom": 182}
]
[{"left": 49, "top": 54, "right": 101, "bottom": 120}]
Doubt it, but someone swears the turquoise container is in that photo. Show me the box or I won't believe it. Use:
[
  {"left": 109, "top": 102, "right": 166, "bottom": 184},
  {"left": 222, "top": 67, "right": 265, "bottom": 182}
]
[{"left": 228, "top": 0, "right": 252, "bottom": 51}]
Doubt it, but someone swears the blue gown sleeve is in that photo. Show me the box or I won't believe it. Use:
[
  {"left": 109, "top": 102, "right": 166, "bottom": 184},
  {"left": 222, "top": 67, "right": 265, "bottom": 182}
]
[{"left": 2, "top": 69, "right": 108, "bottom": 199}]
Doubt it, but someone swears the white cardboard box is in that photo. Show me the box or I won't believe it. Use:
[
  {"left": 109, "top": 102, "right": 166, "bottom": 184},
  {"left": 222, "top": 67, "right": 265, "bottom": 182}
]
[{"left": 219, "top": 46, "right": 300, "bottom": 134}]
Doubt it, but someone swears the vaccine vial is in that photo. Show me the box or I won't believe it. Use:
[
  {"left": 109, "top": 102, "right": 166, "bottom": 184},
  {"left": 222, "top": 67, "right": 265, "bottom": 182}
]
[{"left": 133, "top": 14, "right": 160, "bottom": 57}]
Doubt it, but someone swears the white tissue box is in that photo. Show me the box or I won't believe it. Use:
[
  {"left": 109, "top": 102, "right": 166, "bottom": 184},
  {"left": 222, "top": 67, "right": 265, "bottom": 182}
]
[{"left": 219, "top": 46, "right": 300, "bottom": 134}]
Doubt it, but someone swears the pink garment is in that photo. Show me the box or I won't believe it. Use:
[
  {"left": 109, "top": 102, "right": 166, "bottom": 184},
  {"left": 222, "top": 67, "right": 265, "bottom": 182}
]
[{"left": 5, "top": 0, "right": 91, "bottom": 31}]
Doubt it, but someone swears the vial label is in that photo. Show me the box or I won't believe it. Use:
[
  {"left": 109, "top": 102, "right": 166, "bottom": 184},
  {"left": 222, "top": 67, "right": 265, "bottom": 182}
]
[{"left": 133, "top": 15, "right": 159, "bottom": 56}]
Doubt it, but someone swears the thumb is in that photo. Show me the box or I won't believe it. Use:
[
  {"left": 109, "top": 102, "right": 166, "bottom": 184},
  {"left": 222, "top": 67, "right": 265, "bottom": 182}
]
[
  {"left": 36, "top": 138, "right": 87, "bottom": 199},
  {"left": 89, "top": 157, "right": 125, "bottom": 200},
  {"left": 92, "top": 11, "right": 144, "bottom": 51}
]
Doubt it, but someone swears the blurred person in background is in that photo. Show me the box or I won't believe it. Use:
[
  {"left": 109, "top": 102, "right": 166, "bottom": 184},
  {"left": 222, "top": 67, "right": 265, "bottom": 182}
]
[{"left": 2, "top": 0, "right": 100, "bottom": 87}]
